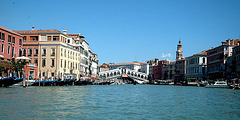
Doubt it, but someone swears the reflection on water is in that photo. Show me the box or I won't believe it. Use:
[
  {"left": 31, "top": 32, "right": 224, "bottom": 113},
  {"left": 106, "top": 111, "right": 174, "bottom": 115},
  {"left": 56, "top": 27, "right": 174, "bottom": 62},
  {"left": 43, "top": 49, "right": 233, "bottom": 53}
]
[{"left": 0, "top": 85, "right": 240, "bottom": 119}]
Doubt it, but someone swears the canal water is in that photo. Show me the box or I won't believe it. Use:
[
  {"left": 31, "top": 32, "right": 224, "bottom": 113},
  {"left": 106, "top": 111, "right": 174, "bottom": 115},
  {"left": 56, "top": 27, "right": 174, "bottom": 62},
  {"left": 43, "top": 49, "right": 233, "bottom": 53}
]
[{"left": 0, "top": 85, "right": 240, "bottom": 120}]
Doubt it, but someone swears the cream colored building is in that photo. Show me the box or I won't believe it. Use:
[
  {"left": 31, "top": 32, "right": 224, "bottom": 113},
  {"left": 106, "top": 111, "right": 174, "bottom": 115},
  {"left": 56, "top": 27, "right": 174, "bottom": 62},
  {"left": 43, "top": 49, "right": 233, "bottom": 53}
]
[
  {"left": 16, "top": 28, "right": 96, "bottom": 80},
  {"left": 38, "top": 30, "right": 94, "bottom": 80}
]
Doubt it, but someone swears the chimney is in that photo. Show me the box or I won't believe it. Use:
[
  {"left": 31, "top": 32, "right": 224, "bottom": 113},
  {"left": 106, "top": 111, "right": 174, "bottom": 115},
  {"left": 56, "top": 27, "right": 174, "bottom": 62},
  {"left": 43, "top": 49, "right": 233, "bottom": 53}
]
[
  {"left": 32, "top": 26, "right": 35, "bottom": 31},
  {"left": 222, "top": 42, "right": 225, "bottom": 45},
  {"left": 226, "top": 39, "right": 230, "bottom": 45},
  {"left": 63, "top": 30, "right": 67, "bottom": 35},
  {"left": 232, "top": 39, "right": 234, "bottom": 45}
]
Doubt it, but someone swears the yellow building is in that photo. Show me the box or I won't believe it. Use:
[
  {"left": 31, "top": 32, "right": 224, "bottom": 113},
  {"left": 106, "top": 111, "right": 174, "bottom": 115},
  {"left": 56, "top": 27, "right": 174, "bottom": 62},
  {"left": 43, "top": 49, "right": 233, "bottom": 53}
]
[{"left": 38, "top": 30, "right": 85, "bottom": 80}]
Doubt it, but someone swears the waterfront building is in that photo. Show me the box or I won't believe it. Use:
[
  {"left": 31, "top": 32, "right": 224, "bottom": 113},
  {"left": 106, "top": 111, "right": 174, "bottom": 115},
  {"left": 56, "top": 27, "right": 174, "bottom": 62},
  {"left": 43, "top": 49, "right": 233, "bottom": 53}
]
[
  {"left": 108, "top": 62, "right": 145, "bottom": 72},
  {"left": 0, "top": 26, "right": 23, "bottom": 61},
  {"left": 16, "top": 28, "right": 95, "bottom": 80},
  {"left": 98, "top": 63, "right": 112, "bottom": 72},
  {"left": 226, "top": 44, "right": 240, "bottom": 79},
  {"left": 153, "top": 60, "right": 169, "bottom": 80},
  {"left": 207, "top": 39, "right": 240, "bottom": 81},
  {"left": 147, "top": 58, "right": 159, "bottom": 80},
  {"left": 185, "top": 50, "right": 209, "bottom": 83},
  {"left": 233, "top": 45, "right": 240, "bottom": 78},
  {"left": 90, "top": 53, "right": 98, "bottom": 77},
  {"left": 140, "top": 63, "right": 149, "bottom": 75},
  {"left": 15, "top": 28, "right": 68, "bottom": 79},
  {"left": 175, "top": 58, "right": 186, "bottom": 84},
  {"left": 67, "top": 33, "right": 92, "bottom": 77},
  {"left": 167, "top": 61, "right": 176, "bottom": 80},
  {"left": 161, "top": 62, "right": 169, "bottom": 80}
]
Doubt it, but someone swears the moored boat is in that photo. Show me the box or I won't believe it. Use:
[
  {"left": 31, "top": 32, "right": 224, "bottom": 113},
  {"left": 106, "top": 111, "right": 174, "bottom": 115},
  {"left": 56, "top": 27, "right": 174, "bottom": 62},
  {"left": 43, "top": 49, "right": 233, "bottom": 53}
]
[
  {"left": 205, "top": 81, "right": 229, "bottom": 88},
  {"left": 0, "top": 77, "right": 23, "bottom": 87}
]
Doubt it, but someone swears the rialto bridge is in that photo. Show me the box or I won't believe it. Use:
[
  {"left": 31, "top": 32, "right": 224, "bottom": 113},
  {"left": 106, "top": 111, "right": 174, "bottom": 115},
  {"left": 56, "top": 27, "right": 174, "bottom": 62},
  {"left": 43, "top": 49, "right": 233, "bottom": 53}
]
[{"left": 99, "top": 68, "right": 149, "bottom": 84}]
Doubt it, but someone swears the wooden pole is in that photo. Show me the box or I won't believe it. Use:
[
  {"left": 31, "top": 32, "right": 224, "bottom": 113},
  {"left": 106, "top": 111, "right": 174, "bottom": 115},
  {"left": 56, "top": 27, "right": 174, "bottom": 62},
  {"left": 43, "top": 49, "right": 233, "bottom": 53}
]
[{"left": 23, "top": 70, "right": 26, "bottom": 87}]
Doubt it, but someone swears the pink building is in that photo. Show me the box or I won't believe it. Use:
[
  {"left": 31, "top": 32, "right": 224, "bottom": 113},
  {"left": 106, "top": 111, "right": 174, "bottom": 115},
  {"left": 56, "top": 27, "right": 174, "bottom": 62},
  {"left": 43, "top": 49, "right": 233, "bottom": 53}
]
[{"left": 0, "top": 26, "right": 23, "bottom": 61}]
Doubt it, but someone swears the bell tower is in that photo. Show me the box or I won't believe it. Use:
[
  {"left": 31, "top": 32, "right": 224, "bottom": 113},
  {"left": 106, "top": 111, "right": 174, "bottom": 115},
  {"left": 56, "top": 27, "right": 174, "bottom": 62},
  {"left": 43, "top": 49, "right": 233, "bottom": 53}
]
[{"left": 176, "top": 40, "right": 183, "bottom": 60}]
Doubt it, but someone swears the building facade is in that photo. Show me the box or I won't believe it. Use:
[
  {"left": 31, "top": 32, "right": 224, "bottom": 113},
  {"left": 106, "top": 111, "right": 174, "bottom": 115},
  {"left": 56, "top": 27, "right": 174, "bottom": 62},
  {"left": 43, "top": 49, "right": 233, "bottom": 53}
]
[
  {"left": 90, "top": 53, "right": 99, "bottom": 77},
  {"left": 167, "top": 61, "right": 176, "bottom": 80},
  {"left": 185, "top": 50, "right": 208, "bottom": 82},
  {"left": 227, "top": 45, "right": 240, "bottom": 79},
  {"left": 0, "top": 26, "right": 23, "bottom": 61},
  {"left": 207, "top": 39, "right": 240, "bottom": 80},
  {"left": 15, "top": 28, "right": 95, "bottom": 80},
  {"left": 108, "top": 62, "right": 144, "bottom": 72}
]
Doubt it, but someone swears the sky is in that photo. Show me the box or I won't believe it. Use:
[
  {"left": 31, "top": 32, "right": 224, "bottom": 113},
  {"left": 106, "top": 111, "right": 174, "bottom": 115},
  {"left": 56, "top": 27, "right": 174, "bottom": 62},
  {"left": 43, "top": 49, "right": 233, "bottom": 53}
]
[{"left": 0, "top": 0, "right": 240, "bottom": 64}]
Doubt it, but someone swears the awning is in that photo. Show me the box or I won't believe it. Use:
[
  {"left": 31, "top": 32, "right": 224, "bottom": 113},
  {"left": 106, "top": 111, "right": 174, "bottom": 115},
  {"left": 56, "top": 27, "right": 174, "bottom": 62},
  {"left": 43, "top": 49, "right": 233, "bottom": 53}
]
[
  {"left": 16, "top": 56, "right": 31, "bottom": 60},
  {"left": 0, "top": 55, "right": 4, "bottom": 58}
]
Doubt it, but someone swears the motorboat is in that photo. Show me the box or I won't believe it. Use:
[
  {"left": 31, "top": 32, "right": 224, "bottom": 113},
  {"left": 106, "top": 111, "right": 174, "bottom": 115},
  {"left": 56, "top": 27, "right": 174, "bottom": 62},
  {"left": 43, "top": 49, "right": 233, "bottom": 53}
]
[{"left": 205, "top": 81, "right": 229, "bottom": 88}]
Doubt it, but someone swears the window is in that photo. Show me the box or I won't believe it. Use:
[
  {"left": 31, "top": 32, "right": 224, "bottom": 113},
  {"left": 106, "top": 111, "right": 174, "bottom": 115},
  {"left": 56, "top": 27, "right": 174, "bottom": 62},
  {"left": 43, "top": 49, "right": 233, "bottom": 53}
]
[
  {"left": 42, "top": 72, "right": 45, "bottom": 77},
  {"left": 42, "top": 48, "right": 46, "bottom": 56},
  {"left": 8, "top": 46, "right": 10, "bottom": 54},
  {"left": 34, "top": 48, "right": 38, "bottom": 55},
  {"left": 22, "top": 48, "right": 26, "bottom": 56},
  {"left": 61, "top": 48, "right": 63, "bottom": 56},
  {"left": 12, "top": 47, "right": 14, "bottom": 57},
  {"left": 42, "top": 58, "right": 46, "bottom": 67},
  {"left": 34, "top": 58, "right": 38, "bottom": 65},
  {"left": 51, "top": 72, "right": 54, "bottom": 77},
  {"left": 23, "top": 36, "right": 26, "bottom": 41},
  {"left": 203, "top": 58, "right": 205, "bottom": 64},
  {"left": 51, "top": 58, "right": 55, "bottom": 67},
  {"left": 68, "top": 39, "right": 70, "bottom": 43},
  {"left": 64, "top": 60, "right": 66, "bottom": 68},
  {"left": 53, "top": 36, "right": 59, "bottom": 41},
  {"left": 51, "top": 48, "right": 55, "bottom": 56},
  {"left": 19, "top": 39, "right": 22, "bottom": 46},
  {"left": 64, "top": 49, "right": 66, "bottom": 57},
  {"left": 1, "top": 44, "right": 4, "bottom": 53},
  {"left": 28, "top": 48, "right": 32, "bottom": 56},
  {"left": 61, "top": 59, "right": 63, "bottom": 68},
  {"left": 19, "top": 49, "right": 22, "bottom": 56},
  {"left": 0, "top": 32, "right": 1, "bottom": 40},
  {"left": 68, "top": 50, "right": 69, "bottom": 58},
  {"left": 47, "top": 36, "right": 51, "bottom": 41},
  {"left": 73, "top": 52, "right": 74, "bottom": 59},
  {"left": 8, "top": 35, "right": 11, "bottom": 43},
  {"left": 30, "top": 36, "right": 38, "bottom": 41},
  {"left": 2, "top": 33, "right": 5, "bottom": 40},
  {"left": 12, "top": 37, "right": 15, "bottom": 44},
  {"left": 68, "top": 61, "right": 70, "bottom": 69}
]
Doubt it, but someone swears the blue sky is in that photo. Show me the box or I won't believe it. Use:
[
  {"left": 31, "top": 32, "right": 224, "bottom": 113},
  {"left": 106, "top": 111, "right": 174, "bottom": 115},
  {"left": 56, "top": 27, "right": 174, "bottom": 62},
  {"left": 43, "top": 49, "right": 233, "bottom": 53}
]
[{"left": 1, "top": 0, "right": 240, "bottom": 64}]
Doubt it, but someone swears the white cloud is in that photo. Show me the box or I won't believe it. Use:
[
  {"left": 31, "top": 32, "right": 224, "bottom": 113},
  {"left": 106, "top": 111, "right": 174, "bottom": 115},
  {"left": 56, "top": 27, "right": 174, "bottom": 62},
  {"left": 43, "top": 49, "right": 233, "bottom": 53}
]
[{"left": 161, "top": 53, "right": 172, "bottom": 58}]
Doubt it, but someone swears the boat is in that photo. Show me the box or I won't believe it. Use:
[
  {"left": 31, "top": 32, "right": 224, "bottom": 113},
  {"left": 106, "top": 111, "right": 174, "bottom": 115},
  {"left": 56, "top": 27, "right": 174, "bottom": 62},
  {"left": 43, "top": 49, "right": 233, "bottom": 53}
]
[
  {"left": 0, "top": 77, "right": 23, "bottom": 87},
  {"left": 205, "top": 81, "right": 229, "bottom": 88},
  {"left": 14, "top": 79, "right": 36, "bottom": 86}
]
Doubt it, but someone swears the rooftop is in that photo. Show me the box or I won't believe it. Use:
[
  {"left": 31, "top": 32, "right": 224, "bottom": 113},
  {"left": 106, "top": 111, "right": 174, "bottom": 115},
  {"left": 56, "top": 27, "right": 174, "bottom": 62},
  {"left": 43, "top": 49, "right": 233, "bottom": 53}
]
[
  {"left": 0, "top": 26, "right": 23, "bottom": 37},
  {"left": 14, "top": 29, "right": 61, "bottom": 34}
]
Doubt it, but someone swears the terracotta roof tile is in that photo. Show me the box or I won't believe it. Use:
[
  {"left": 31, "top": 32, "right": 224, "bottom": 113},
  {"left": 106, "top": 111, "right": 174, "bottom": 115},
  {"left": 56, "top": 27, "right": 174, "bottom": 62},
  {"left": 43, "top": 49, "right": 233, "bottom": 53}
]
[{"left": 14, "top": 29, "right": 61, "bottom": 34}]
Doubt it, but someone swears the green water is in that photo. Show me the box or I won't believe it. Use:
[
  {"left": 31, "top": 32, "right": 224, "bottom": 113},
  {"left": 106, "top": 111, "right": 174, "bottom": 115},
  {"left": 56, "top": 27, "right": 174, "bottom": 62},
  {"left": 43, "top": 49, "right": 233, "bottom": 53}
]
[{"left": 0, "top": 85, "right": 240, "bottom": 120}]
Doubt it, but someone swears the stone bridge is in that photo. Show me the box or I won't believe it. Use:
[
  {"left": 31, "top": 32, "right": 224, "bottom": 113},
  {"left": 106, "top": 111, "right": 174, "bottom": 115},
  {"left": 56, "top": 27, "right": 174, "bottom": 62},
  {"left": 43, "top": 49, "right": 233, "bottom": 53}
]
[{"left": 99, "top": 68, "right": 149, "bottom": 84}]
